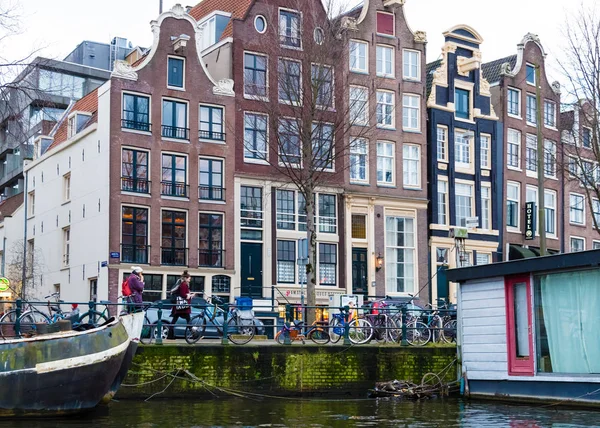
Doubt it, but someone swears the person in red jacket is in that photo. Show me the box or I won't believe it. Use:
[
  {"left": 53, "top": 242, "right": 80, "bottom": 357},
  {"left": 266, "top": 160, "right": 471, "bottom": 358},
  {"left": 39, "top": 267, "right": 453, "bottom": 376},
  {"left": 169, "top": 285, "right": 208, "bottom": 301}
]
[{"left": 171, "top": 270, "right": 193, "bottom": 324}]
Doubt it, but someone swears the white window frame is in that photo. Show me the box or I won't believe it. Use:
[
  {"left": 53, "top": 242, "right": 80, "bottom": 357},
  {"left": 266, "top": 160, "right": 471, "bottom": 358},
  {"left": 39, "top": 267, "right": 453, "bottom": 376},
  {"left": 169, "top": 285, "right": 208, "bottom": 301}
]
[
  {"left": 507, "top": 87, "right": 521, "bottom": 118},
  {"left": 544, "top": 139, "right": 556, "bottom": 178},
  {"left": 402, "top": 49, "right": 420, "bottom": 81},
  {"left": 454, "top": 181, "right": 474, "bottom": 227},
  {"left": 402, "top": 94, "right": 420, "bottom": 132},
  {"left": 526, "top": 63, "right": 536, "bottom": 86},
  {"left": 376, "top": 11, "right": 396, "bottom": 37},
  {"left": 376, "top": 44, "right": 394, "bottom": 78},
  {"left": 349, "top": 40, "right": 368, "bottom": 74},
  {"left": 506, "top": 181, "right": 520, "bottom": 231},
  {"left": 437, "top": 178, "right": 448, "bottom": 225},
  {"left": 63, "top": 173, "right": 71, "bottom": 202},
  {"left": 570, "top": 236, "right": 585, "bottom": 252},
  {"left": 507, "top": 129, "right": 521, "bottom": 170},
  {"left": 28, "top": 191, "right": 35, "bottom": 217},
  {"left": 525, "top": 133, "right": 537, "bottom": 175},
  {"left": 480, "top": 133, "right": 491, "bottom": 169},
  {"left": 243, "top": 111, "right": 269, "bottom": 164},
  {"left": 349, "top": 137, "right": 368, "bottom": 183},
  {"left": 376, "top": 141, "right": 395, "bottom": 186},
  {"left": 569, "top": 193, "right": 585, "bottom": 225},
  {"left": 437, "top": 126, "right": 448, "bottom": 162},
  {"left": 278, "top": 7, "right": 302, "bottom": 50},
  {"left": 402, "top": 144, "right": 420, "bottom": 189},
  {"left": 455, "top": 130, "right": 471, "bottom": 170},
  {"left": 62, "top": 227, "right": 70, "bottom": 268},
  {"left": 349, "top": 86, "right": 368, "bottom": 126},
  {"left": 526, "top": 93, "right": 537, "bottom": 126},
  {"left": 481, "top": 183, "right": 491, "bottom": 230},
  {"left": 593, "top": 199, "right": 600, "bottom": 229},
  {"left": 385, "top": 216, "right": 416, "bottom": 295},
  {"left": 166, "top": 55, "right": 186, "bottom": 91},
  {"left": 278, "top": 57, "right": 302, "bottom": 106},
  {"left": 243, "top": 50, "right": 269, "bottom": 101},
  {"left": 593, "top": 241, "right": 600, "bottom": 250},
  {"left": 376, "top": 90, "right": 395, "bottom": 129},
  {"left": 476, "top": 253, "right": 491, "bottom": 266},
  {"left": 544, "top": 189, "right": 557, "bottom": 237},
  {"left": 544, "top": 100, "right": 556, "bottom": 128}
]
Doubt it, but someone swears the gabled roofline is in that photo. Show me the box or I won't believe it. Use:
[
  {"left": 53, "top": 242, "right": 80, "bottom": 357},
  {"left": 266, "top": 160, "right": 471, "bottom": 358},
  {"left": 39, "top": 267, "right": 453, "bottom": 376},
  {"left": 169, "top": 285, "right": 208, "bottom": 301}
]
[{"left": 443, "top": 24, "right": 484, "bottom": 45}]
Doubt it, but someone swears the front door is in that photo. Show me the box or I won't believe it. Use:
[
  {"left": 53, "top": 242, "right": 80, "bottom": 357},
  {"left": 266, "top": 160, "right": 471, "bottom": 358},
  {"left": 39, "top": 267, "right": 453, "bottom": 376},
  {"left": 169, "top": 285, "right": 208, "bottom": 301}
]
[
  {"left": 352, "top": 248, "right": 368, "bottom": 295},
  {"left": 505, "top": 274, "right": 534, "bottom": 376},
  {"left": 241, "top": 243, "right": 263, "bottom": 298}
]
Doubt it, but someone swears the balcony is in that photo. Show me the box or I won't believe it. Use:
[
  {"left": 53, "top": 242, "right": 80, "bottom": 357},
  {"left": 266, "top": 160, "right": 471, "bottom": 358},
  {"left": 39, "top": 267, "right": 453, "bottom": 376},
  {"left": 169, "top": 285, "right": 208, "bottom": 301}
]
[
  {"left": 121, "top": 177, "right": 151, "bottom": 194},
  {"left": 198, "top": 185, "right": 225, "bottom": 201},
  {"left": 161, "top": 125, "right": 189, "bottom": 140},
  {"left": 161, "top": 181, "right": 188, "bottom": 198},
  {"left": 198, "top": 130, "right": 225, "bottom": 142},
  {"left": 121, "top": 119, "right": 151, "bottom": 133},
  {"left": 121, "top": 244, "right": 150, "bottom": 264},
  {"left": 198, "top": 249, "right": 225, "bottom": 268},
  {"left": 161, "top": 247, "right": 188, "bottom": 266}
]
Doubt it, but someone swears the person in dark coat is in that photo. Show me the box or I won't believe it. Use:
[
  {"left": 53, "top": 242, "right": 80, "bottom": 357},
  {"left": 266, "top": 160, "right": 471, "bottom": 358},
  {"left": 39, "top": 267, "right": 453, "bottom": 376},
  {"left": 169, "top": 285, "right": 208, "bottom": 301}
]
[
  {"left": 171, "top": 270, "right": 193, "bottom": 324},
  {"left": 128, "top": 266, "right": 145, "bottom": 310}
]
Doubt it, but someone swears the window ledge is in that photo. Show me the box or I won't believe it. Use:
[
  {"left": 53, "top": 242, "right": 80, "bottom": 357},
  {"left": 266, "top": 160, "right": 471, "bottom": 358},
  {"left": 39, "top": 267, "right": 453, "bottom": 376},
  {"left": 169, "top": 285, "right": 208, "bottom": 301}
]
[
  {"left": 403, "top": 77, "right": 421, "bottom": 83},
  {"left": 403, "top": 186, "right": 422, "bottom": 191},
  {"left": 280, "top": 45, "right": 303, "bottom": 52},
  {"left": 162, "top": 137, "right": 190, "bottom": 144},
  {"left": 244, "top": 95, "right": 269, "bottom": 102},
  {"left": 244, "top": 158, "right": 269, "bottom": 166},
  {"left": 121, "top": 128, "right": 152, "bottom": 137},
  {"left": 507, "top": 166, "right": 522, "bottom": 172},
  {"left": 377, "top": 125, "right": 396, "bottom": 131},
  {"left": 198, "top": 138, "right": 226, "bottom": 145},
  {"left": 376, "top": 74, "right": 395, "bottom": 79},
  {"left": 350, "top": 69, "right": 369, "bottom": 75},
  {"left": 121, "top": 191, "right": 151, "bottom": 198},
  {"left": 506, "top": 228, "right": 522, "bottom": 234},
  {"left": 526, "top": 170, "right": 537, "bottom": 178},
  {"left": 376, "top": 33, "right": 396, "bottom": 39},
  {"left": 455, "top": 117, "right": 475, "bottom": 124},
  {"left": 161, "top": 195, "right": 190, "bottom": 202},
  {"left": 544, "top": 175, "right": 558, "bottom": 181},
  {"left": 350, "top": 181, "right": 370, "bottom": 186},
  {"left": 199, "top": 199, "right": 226, "bottom": 205},
  {"left": 544, "top": 125, "right": 558, "bottom": 131},
  {"left": 507, "top": 114, "right": 522, "bottom": 120},
  {"left": 167, "top": 85, "right": 186, "bottom": 92},
  {"left": 569, "top": 222, "right": 586, "bottom": 228},
  {"left": 526, "top": 122, "right": 537, "bottom": 128},
  {"left": 376, "top": 183, "right": 396, "bottom": 188},
  {"left": 402, "top": 128, "right": 421, "bottom": 134}
]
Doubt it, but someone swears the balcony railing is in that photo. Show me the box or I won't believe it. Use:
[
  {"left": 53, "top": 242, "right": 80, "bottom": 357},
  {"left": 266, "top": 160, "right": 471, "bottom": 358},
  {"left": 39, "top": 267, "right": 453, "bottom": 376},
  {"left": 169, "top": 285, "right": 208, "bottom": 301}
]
[
  {"left": 121, "top": 119, "right": 151, "bottom": 132},
  {"left": 161, "top": 181, "right": 189, "bottom": 198},
  {"left": 161, "top": 247, "right": 188, "bottom": 266},
  {"left": 161, "top": 125, "right": 189, "bottom": 140},
  {"left": 121, "top": 177, "right": 151, "bottom": 194},
  {"left": 198, "top": 249, "right": 225, "bottom": 268},
  {"left": 198, "top": 185, "right": 225, "bottom": 201},
  {"left": 121, "top": 244, "right": 150, "bottom": 264},
  {"left": 198, "top": 130, "right": 225, "bottom": 142}
]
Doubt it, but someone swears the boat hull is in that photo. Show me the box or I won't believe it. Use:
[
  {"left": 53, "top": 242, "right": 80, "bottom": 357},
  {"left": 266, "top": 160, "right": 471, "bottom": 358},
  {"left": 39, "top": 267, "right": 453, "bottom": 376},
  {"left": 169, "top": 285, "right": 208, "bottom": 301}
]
[{"left": 0, "top": 318, "right": 129, "bottom": 416}]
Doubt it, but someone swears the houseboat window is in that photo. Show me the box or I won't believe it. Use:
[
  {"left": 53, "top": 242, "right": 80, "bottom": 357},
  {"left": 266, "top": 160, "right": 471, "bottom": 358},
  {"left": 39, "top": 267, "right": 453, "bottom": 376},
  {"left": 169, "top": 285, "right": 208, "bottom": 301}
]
[
  {"left": 535, "top": 270, "right": 600, "bottom": 374},
  {"left": 514, "top": 282, "right": 529, "bottom": 358}
]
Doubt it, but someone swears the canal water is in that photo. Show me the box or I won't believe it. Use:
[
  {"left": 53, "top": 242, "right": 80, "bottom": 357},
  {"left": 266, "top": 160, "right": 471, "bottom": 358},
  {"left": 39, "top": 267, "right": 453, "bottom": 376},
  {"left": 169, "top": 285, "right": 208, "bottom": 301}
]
[{"left": 1, "top": 397, "right": 599, "bottom": 427}]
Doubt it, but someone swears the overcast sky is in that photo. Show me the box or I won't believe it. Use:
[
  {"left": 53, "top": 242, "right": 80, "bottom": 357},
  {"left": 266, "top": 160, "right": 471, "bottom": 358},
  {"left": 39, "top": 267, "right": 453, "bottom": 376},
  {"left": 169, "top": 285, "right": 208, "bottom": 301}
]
[{"left": 3, "top": 0, "right": 595, "bottom": 82}]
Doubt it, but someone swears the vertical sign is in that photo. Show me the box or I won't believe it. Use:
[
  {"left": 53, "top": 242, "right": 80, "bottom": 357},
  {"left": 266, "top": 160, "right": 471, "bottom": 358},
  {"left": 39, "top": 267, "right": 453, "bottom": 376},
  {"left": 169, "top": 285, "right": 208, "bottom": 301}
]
[{"left": 525, "top": 202, "right": 535, "bottom": 240}]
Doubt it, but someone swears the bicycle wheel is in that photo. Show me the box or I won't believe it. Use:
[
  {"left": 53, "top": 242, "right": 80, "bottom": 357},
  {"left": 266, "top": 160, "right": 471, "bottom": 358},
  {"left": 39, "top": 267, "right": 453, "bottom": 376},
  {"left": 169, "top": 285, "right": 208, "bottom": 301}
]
[
  {"left": 429, "top": 316, "right": 444, "bottom": 343},
  {"left": 184, "top": 315, "right": 204, "bottom": 344},
  {"left": 441, "top": 319, "right": 457, "bottom": 344},
  {"left": 227, "top": 317, "right": 255, "bottom": 345},
  {"left": 308, "top": 327, "right": 330, "bottom": 344},
  {"left": 275, "top": 329, "right": 287, "bottom": 344},
  {"left": 348, "top": 318, "right": 373, "bottom": 344},
  {"left": 0, "top": 310, "right": 18, "bottom": 339},
  {"left": 78, "top": 310, "right": 109, "bottom": 327},
  {"left": 19, "top": 311, "right": 50, "bottom": 336},
  {"left": 406, "top": 321, "right": 431, "bottom": 346},
  {"left": 140, "top": 315, "right": 154, "bottom": 344},
  {"left": 328, "top": 317, "right": 343, "bottom": 344},
  {"left": 386, "top": 316, "right": 402, "bottom": 343}
]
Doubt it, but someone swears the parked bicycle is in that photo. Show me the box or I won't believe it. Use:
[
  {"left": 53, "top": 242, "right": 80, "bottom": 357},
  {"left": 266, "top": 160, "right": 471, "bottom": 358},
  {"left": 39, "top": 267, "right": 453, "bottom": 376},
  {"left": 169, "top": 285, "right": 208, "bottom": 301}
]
[
  {"left": 328, "top": 309, "right": 374, "bottom": 345},
  {"left": 275, "top": 320, "right": 330, "bottom": 344}
]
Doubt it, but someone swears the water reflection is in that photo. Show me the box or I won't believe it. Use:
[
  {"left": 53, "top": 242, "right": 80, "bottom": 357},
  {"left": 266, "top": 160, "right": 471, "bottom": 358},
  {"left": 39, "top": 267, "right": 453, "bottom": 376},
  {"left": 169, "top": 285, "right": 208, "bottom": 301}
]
[{"left": 0, "top": 397, "right": 598, "bottom": 427}]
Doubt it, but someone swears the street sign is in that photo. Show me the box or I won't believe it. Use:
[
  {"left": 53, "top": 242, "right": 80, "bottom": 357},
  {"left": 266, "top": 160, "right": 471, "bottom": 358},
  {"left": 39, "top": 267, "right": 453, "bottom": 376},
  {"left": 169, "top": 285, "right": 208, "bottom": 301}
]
[
  {"left": 465, "top": 216, "right": 479, "bottom": 229},
  {"left": 110, "top": 252, "right": 120, "bottom": 259},
  {"left": 0, "top": 277, "right": 9, "bottom": 292},
  {"left": 101, "top": 261, "right": 108, "bottom": 267},
  {"left": 525, "top": 202, "right": 536, "bottom": 240}
]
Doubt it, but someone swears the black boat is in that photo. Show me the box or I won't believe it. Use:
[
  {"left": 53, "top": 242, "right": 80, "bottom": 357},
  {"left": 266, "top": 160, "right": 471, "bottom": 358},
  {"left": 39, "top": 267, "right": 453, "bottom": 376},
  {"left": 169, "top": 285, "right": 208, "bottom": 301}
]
[{"left": 0, "top": 317, "right": 130, "bottom": 417}]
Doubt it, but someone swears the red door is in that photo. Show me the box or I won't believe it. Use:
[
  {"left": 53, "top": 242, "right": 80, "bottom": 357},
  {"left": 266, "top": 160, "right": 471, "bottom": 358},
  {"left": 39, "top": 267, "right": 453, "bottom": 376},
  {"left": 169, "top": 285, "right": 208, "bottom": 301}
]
[{"left": 505, "top": 275, "right": 534, "bottom": 376}]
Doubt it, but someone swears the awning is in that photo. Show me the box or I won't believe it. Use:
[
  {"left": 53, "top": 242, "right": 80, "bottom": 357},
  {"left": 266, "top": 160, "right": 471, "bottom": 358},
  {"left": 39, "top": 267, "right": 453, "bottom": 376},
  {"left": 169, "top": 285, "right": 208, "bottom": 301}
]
[{"left": 509, "top": 245, "right": 539, "bottom": 260}]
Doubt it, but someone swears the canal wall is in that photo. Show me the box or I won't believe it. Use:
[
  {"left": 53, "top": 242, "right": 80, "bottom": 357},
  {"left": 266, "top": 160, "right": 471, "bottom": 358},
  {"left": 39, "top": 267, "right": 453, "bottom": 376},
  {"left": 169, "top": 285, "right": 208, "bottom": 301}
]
[{"left": 118, "top": 345, "right": 458, "bottom": 399}]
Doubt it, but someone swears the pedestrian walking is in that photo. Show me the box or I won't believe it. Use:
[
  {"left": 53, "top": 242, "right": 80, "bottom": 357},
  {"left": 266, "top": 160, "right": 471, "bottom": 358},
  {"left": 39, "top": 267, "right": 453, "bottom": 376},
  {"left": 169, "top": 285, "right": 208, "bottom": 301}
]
[
  {"left": 170, "top": 270, "right": 194, "bottom": 324},
  {"left": 127, "top": 266, "right": 145, "bottom": 312}
]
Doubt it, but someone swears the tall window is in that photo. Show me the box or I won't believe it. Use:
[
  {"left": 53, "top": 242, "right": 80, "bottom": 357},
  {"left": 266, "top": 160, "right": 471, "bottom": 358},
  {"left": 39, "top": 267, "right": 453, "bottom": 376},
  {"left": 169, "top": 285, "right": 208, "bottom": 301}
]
[
  {"left": 27, "top": 191, "right": 35, "bottom": 217},
  {"left": 570, "top": 194, "right": 585, "bottom": 225},
  {"left": 351, "top": 214, "right": 366, "bottom": 239},
  {"left": 507, "top": 182, "right": 520, "bottom": 228},
  {"left": 455, "top": 183, "right": 473, "bottom": 227},
  {"left": 277, "top": 240, "right": 295, "bottom": 283},
  {"left": 437, "top": 180, "right": 447, "bottom": 225},
  {"left": 437, "top": 126, "right": 447, "bottom": 161},
  {"left": 593, "top": 199, "right": 600, "bottom": 227},
  {"left": 318, "top": 194, "right": 337, "bottom": 233},
  {"left": 122, "top": 206, "right": 149, "bottom": 264},
  {"left": 582, "top": 127, "right": 592, "bottom": 148},
  {"left": 278, "top": 118, "right": 301, "bottom": 166},
  {"left": 62, "top": 227, "right": 70, "bottom": 267},
  {"left": 319, "top": 243, "right": 337, "bottom": 286},
  {"left": 350, "top": 138, "right": 368, "bottom": 182},
  {"left": 544, "top": 101, "right": 556, "bottom": 127},
  {"left": 526, "top": 94, "right": 536, "bottom": 124},
  {"left": 278, "top": 58, "right": 301, "bottom": 105},
  {"left": 349, "top": 40, "right": 368, "bottom": 73},
  {"left": 376, "top": 11, "right": 394, "bottom": 36},
  {"left": 349, "top": 86, "right": 368, "bottom": 125},
  {"left": 276, "top": 189, "right": 295, "bottom": 230},
  {"left": 311, "top": 64, "right": 333, "bottom": 108},
  {"left": 526, "top": 64, "right": 535, "bottom": 85},
  {"left": 507, "top": 129, "right": 520, "bottom": 168},
  {"left": 385, "top": 217, "right": 415, "bottom": 294},
  {"left": 199, "top": 105, "right": 224, "bottom": 141},
  {"left": 122, "top": 149, "right": 149, "bottom": 193},
  {"left": 544, "top": 140, "right": 556, "bottom": 177},
  {"left": 526, "top": 134, "right": 537, "bottom": 172},
  {"left": 476, "top": 253, "right": 491, "bottom": 266},
  {"left": 481, "top": 186, "right": 491, "bottom": 230},
  {"left": 312, "top": 122, "right": 334, "bottom": 170},
  {"left": 403, "top": 50, "right": 420, "bottom": 80},
  {"left": 403, "top": 144, "right": 419, "bottom": 187},
  {"left": 376, "top": 45, "right": 394, "bottom": 77},
  {"left": 376, "top": 91, "right": 394, "bottom": 128},
  {"left": 455, "top": 88, "right": 469, "bottom": 119},
  {"left": 544, "top": 190, "right": 556, "bottom": 235},
  {"left": 199, "top": 158, "right": 223, "bottom": 200},
  {"left": 570, "top": 237, "right": 585, "bottom": 252},
  {"left": 244, "top": 53, "right": 267, "bottom": 98},
  {"left": 161, "top": 210, "right": 187, "bottom": 266},
  {"left": 244, "top": 113, "right": 268, "bottom": 161},
  {"left": 167, "top": 57, "right": 184, "bottom": 88},
  {"left": 480, "top": 134, "right": 490, "bottom": 168},
  {"left": 279, "top": 9, "right": 301, "bottom": 48},
  {"left": 198, "top": 213, "right": 223, "bottom": 267},
  {"left": 377, "top": 141, "right": 394, "bottom": 184},
  {"left": 240, "top": 186, "right": 263, "bottom": 240},
  {"left": 63, "top": 173, "right": 71, "bottom": 202},
  {"left": 122, "top": 93, "right": 150, "bottom": 131},
  {"left": 161, "top": 154, "right": 187, "bottom": 197},
  {"left": 455, "top": 130, "right": 470, "bottom": 168},
  {"left": 507, "top": 88, "right": 520, "bottom": 116},
  {"left": 162, "top": 99, "right": 188, "bottom": 140},
  {"left": 402, "top": 94, "right": 419, "bottom": 130}
]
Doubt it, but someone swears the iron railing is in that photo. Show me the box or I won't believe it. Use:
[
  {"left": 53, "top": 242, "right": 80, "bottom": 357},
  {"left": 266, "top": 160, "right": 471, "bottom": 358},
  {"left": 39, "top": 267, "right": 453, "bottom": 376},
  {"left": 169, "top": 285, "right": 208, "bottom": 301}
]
[
  {"left": 198, "top": 130, "right": 225, "bottom": 142},
  {"left": 161, "top": 181, "right": 189, "bottom": 198},
  {"left": 121, "top": 177, "right": 151, "bottom": 194},
  {"left": 161, "top": 125, "right": 189, "bottom": 140},
  {"left": 121, "top": 119, "right": 151, "bottom": 132},
  {"left": 121, "top": 244, "right": 150, "bottom": 264},
  {"left": 198, "top": 185, "right": 225, "bottom": 201},
  {"left": 161, "top": 247, "right": 188, "bottom": 266},
  {"left": 198, "top": 249, "right": 225, "bottom": 268}
]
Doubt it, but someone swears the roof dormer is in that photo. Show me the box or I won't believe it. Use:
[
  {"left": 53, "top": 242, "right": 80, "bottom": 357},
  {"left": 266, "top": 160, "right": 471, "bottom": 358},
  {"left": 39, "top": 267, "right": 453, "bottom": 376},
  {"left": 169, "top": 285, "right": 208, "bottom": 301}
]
[{"left": 67, "top": 111, "right": 92, "bottom": 139}]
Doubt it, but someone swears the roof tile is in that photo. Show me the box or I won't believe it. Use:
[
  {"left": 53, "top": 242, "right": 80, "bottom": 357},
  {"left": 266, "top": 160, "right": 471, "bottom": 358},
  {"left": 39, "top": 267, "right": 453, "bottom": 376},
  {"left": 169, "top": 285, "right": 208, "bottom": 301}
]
[
  {"left": 481, "top": 55, "right": 517, "bottom": 84},
  {"left": 0, "top": 193, "right": 24, "bottom": 222}
]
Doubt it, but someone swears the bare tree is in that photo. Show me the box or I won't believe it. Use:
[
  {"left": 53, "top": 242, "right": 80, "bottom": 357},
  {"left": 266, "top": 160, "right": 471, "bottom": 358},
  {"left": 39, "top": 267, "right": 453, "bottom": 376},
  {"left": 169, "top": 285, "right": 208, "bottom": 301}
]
[
  {"left": 5, "top": 239, "right": 44, "bottom": 300},
  {"left": 558, "top": 4, "right": 600, "bottom": 232},
  {"left": 235, "top": 0, "right": 382, "bottom": 322}
]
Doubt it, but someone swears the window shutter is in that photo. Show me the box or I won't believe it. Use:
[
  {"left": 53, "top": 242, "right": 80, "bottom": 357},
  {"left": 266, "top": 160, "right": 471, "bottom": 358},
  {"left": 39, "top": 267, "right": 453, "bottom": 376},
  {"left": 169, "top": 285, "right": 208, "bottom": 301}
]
[{"left": 377, "top": 12, "right": 394, "bottom": 36}]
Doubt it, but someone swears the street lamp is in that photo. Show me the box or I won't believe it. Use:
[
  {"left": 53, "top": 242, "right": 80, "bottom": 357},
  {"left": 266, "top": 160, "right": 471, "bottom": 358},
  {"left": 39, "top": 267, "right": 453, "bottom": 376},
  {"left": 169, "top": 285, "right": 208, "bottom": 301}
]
[{"left": 376, "top": 253, "right": 384, "bottom": 271}]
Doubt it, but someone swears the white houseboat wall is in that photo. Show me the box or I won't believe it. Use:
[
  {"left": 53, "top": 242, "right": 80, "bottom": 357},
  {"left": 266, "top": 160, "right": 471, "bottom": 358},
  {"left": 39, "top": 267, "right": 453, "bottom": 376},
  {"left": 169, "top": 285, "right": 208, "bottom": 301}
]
[{"left": 447, "top": 250, "right": 600, "bottom": 406}]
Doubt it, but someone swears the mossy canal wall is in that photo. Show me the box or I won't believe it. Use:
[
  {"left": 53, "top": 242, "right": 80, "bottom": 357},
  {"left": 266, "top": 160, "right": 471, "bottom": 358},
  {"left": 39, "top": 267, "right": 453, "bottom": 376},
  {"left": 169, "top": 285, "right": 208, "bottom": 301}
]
[{"left": 118, "top": 345, "right": 458, "bottom": 399}]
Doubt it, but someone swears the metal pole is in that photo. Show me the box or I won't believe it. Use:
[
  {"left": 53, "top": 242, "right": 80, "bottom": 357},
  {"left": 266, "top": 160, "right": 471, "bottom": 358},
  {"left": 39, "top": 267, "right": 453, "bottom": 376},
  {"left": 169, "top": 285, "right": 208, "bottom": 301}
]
[
  {"left": 21, "top": 161, "right": 29, "bottom": 299},
  {"left": 401, "top": 306, "right": 408, "bottom": 346},
  {"left": 156, "top": 301, "right": 163, "bottom": 345},
  {"left": 342, "top": 305, "right": 351, "bottom": 345},
  {"left": 15, "top": 298, "right": 22, "bottom": 337},
  {"left": 221, "top": 303, "right": 230, "bottom": 345},
  {"left": 159, "top": 0, "right": 163, "bottom": 14},
  {"left": 283, "top": 303, "right": 292, "bottom": 345},
  {"left": 535, "top": 65, "right": 547, "bottom": 256}
]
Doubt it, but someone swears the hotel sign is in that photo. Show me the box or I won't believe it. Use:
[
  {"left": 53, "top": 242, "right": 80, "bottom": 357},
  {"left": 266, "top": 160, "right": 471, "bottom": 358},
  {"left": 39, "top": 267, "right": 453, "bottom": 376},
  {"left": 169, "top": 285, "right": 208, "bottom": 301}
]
[{"left": 525, "top": 202, "right": 535, "bottom": 240}]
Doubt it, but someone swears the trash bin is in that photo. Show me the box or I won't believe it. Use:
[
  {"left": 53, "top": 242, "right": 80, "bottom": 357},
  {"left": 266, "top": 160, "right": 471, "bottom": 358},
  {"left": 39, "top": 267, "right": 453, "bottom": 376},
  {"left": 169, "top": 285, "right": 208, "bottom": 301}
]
[{"left": 235, "top": 297, "right": 253, "bottom": 309}]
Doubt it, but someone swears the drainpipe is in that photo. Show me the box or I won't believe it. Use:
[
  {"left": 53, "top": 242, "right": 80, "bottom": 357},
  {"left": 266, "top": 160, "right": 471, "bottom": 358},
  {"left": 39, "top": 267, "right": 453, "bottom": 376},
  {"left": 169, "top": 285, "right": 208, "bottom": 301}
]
[
  {"left": 2, "top": 237, "right": 5, "bottom": 276},
  {"left": 21, "top": 158, "right": 31, "bottom": 298}
]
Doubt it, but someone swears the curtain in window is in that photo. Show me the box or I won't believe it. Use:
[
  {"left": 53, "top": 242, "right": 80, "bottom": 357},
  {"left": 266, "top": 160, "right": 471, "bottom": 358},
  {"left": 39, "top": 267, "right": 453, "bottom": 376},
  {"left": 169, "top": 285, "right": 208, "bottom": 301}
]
[{"left": 540, "top": 270, "right": 600, "bottom": 374}]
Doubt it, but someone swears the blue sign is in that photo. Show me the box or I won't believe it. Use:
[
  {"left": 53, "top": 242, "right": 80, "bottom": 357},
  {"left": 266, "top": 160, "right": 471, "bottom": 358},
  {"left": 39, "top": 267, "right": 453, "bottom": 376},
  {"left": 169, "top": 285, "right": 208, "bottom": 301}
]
[
  {"left": 101, "top": 261, "right": 108, "bottom": 267},
  {"left": 110, "top": 252, "right": 120, "bottom": 259}
]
